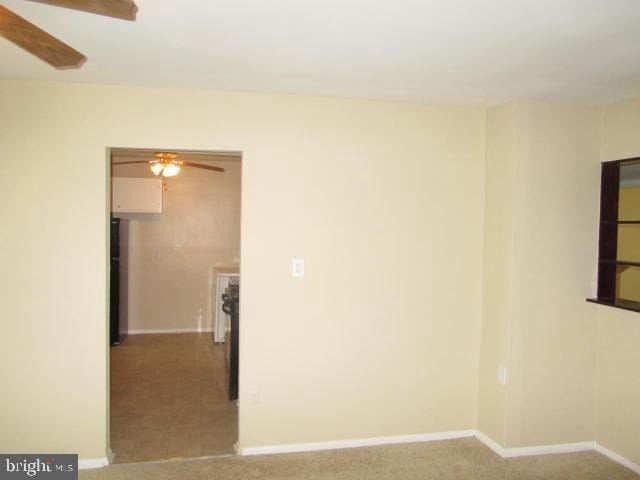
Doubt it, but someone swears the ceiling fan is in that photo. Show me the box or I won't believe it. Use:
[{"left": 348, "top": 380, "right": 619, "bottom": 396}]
[
  {"left": 114, "top": 152, "right": 226, "bottom": 178},
  {"left": 0, "top": 0, "right": 138, "bottom": 69}
]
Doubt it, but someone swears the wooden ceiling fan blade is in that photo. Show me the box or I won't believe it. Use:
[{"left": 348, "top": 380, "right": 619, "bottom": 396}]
[
  {"left": 183, "top": 161, "right": 225, "bottom": 173},
  {"left": 26, "top": 0, "right": 138, "bottom": 21},
  {"left": 0, "top": 5, "right": 86, "bottom": 69},
  {"left": 112, "top": 160, "right": 152, "bottom": 165}
]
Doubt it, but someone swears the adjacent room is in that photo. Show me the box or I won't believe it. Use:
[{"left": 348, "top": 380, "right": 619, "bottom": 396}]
[
  {"left": 613, "top": 162, "right": 640, "bottom": 304},
  {"left": 109, "top": 149, "right": 241, "bottom": 463},
  {"left": 1, "top": 1, "right": 640, "bottom": 479}
]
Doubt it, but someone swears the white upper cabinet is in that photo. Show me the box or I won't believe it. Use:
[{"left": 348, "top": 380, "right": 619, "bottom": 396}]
[{"left": 112, "top": 177, "right": 163, "bottom": 213}]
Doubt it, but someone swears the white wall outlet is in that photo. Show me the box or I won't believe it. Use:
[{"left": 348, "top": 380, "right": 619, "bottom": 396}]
[
  {"left": 292, "top": 257, "right": 305, "bottom": 278},
  {"left": 498, "top": 365, "right": 508, "bottom": 386}
]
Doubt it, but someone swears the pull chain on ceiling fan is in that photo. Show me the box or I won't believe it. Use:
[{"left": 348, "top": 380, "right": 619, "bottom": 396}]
[{"left": 0, "top": 0, "right": 138, "bottom": 69}]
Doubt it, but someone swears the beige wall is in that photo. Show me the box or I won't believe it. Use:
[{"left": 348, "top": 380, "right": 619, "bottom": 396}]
[
  {"left": 112, "top": 159, "right": 241, "bottom": 332},
  {"left": 3, "top": 76, "right": 638, "bottom": 465},
  {"left": 506, "top": 102, "right": 599, "bottom": 447},
  {"left": 478, "top": 102, "right": 518, "bottom": 445},
  {"left": 597, "top": 96, "right": 640, "bottom": 465},
  {"left": 480, "top": 97, "right": 640, "bottom": 464},
  {"left": 0, "top": 80, "right": 485, "bottom": 458},
  {"left": 479, "top": 101, "right": 600, "bottom": 448}
]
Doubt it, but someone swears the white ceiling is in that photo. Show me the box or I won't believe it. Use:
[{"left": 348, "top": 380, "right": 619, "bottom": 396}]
[{"left": 2, "top": 0, "right": 640, "bottom": 105}]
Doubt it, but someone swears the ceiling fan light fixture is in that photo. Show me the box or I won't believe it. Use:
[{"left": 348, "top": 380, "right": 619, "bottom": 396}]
[
  {"left": 162, "top": 163, "right": 180, "bottom": 177},
  {"left": 115, "top": 151, "right": 224, "bottom": 176},
  {"left": 150, "top": 162, "right": 164, "bottom": 175}
]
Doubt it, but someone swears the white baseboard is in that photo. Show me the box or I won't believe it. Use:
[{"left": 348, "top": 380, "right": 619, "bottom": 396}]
[
  {"left": 127, "top": 328, "right": 213, "bottom": 334},
  {"left": 476, "top": 431, "right": 640, "bottom": 475},
  {"left": 78, "top": 457, "right": 109, "bottom": 470},
  {"left": 474, "top": 431, "right": 508, "bottom": 456},
  {"left": 240, "top": 430, "right": 476, "bottom": 456},
  {"left": 241, "top": 429, "right": 639, "bottom": 476},
  {"left": 504, "top": 441, "right": 595, "bottom": 458},
  {"left": 78, "top": 432, "right": 639, "bottom": 475},
  {"left": 594, "top": 443, "right": 640, "bottom": 475},
  {"left": 475, "top": 431, "right": 594, "bottom": 458}
]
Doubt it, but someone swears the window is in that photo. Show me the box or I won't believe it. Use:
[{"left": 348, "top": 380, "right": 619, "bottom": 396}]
[{"left": 588, "top": 158, "right": 640, "bottom": 312}]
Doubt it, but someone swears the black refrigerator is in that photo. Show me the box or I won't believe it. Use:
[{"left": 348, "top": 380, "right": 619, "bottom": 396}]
[{"left": 110, "top": 217, "right": 129, "bottom": 345}]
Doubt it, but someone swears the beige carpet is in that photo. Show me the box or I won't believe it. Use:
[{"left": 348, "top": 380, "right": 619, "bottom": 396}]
[{"left": 80, "top": 438, "right": 638, "bottom": 480}]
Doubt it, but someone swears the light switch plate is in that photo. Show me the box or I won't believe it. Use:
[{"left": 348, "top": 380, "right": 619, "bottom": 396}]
[{"left": 292, "top": 257, "right": 305, "bottom": 278}]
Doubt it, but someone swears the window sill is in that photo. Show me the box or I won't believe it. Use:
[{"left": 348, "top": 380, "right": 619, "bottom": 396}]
[{"left": 586, "top": 298, "right": 640, "bottom": 313}]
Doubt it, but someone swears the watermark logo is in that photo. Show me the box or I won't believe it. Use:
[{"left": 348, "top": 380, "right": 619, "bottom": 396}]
[{"left": 0, "top": 455, "right": 77, "bottom": 479}]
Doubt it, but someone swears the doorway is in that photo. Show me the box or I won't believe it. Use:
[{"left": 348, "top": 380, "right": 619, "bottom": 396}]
[{"left": 108, "top": 148, "right": 241, "bottom": 463}]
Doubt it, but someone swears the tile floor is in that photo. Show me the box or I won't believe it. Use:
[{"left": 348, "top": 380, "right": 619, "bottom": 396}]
[{"left": 110, "top": 333, "right": 237, "bottom": 463}]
